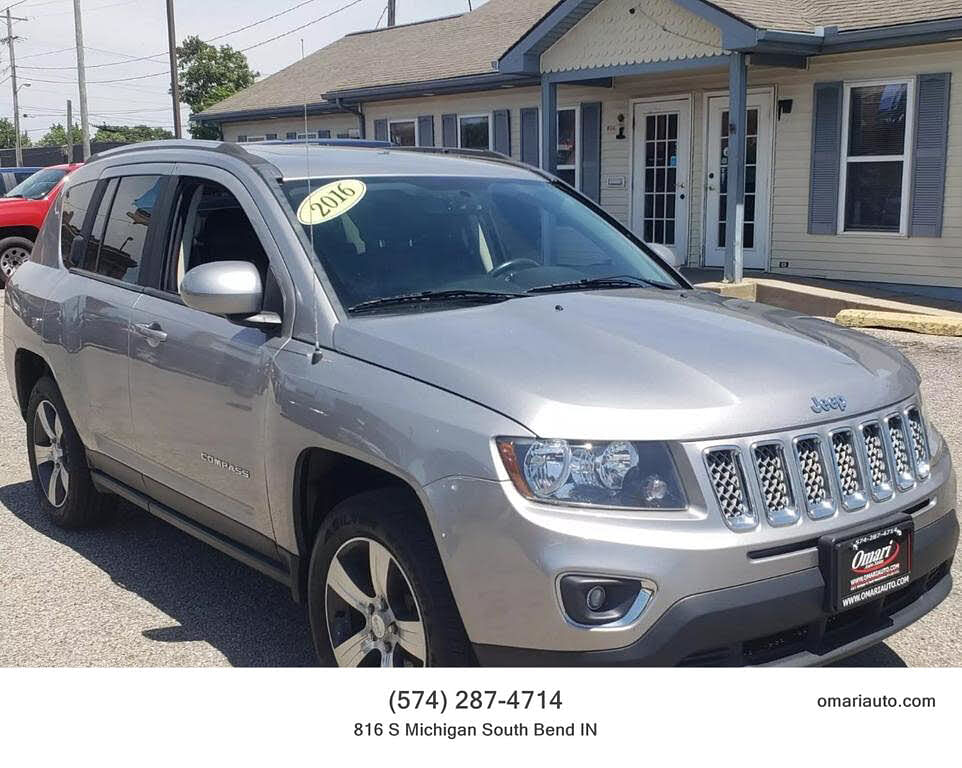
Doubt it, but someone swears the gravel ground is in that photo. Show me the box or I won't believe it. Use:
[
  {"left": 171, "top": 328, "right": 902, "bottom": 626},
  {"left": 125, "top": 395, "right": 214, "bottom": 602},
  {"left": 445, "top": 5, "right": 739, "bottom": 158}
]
[{"left": 1, "top": 304, "right": 960, "bottom": 667}]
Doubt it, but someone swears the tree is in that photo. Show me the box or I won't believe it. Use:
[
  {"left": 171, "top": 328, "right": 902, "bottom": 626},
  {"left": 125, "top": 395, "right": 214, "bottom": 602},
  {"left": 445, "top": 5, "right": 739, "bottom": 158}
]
[
  {"left": 37, "top": 122, "right": 84, "bottom": 148},
  {"left": 93, "top": 124, "right": 174, "bottom": 143},
  {"left": 0, "top": 117, "right": 32, "bottom": 150},
  {"left": 177, "top": 35, "right": 258, "bottom": 139}
]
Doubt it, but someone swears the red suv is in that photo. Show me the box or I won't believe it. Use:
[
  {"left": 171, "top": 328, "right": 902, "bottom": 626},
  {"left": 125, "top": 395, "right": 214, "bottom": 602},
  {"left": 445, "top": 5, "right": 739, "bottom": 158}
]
[{"left": 0, "top": 164, "right": 82, "bottom": 287}]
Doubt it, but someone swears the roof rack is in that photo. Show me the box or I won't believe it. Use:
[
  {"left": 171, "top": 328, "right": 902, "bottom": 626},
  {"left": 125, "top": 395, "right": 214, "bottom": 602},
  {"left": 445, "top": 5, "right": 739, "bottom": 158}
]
[
  {"left": 258, "top": 139, "right": 394, "bottom": 149},
  {"left": 84, "top": 139, "right": 552, "bottom": 183},
  {"left": 389, "top": 145, "right": 553, "bottom": 180}
]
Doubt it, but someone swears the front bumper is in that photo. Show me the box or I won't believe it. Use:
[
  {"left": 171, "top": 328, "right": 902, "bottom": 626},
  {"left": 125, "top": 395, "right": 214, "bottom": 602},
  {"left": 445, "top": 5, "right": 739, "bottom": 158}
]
[
  {"left": 474, "top": 510, "right": 957, "bottom": 666},
  {"left": 422, "top": 441, "right": 956, "bottom": 664}
]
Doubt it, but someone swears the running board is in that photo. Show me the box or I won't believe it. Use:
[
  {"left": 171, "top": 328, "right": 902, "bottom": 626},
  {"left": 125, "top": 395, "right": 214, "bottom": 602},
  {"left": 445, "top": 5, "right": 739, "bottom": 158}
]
[{"left": 91, "top": 470, "right": 293, "bottom": 588}]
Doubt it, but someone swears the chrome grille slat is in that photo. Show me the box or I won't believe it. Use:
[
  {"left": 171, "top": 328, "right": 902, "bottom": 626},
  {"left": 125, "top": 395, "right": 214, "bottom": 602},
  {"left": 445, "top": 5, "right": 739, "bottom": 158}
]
[
  {"left": 860, "top": 422, "right": 894, "bottom": 501},
  {"left": 830, "top": 429, "right": 867, "bottom": 510},
  {"left": 906, "top": 407, "right": 931, "bottom": 479},
  {"left": 886, "top": 414, "right": 915, "bottom": 491},
  {"left": 793, "top": 436, "right": 835, "bottom": 520},
  {"left": 752, "top": 443, "right": 798, "bottom": 526},
  {"left": 705, "top": 448, "right": 757, "bottom": 531}
]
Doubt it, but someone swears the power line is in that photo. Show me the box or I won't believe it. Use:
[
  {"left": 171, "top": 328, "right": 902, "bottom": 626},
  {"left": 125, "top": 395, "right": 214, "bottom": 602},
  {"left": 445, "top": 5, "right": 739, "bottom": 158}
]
[
  {"left": 12, "top": 0, "right": 366, "bottom": 69},
  {"left": 240, "top": 0, "right": 368, "bottom": 52}
]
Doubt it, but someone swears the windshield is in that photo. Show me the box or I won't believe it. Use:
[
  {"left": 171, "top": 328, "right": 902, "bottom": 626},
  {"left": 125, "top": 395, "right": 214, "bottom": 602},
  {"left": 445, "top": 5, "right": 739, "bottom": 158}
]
[
  {"left": 4, "top": 168, "right": 67, "bottom": 199},
  {"left": 281, "top": 176, "right": 681, "bottom": 313}
]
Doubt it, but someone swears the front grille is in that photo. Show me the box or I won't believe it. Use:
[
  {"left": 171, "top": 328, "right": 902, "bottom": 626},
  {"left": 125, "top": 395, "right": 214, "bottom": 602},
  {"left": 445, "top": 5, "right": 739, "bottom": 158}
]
[
  {"left": 795, "top": 437, "right": 834, "bottom": 519},
  {"left": 701, "top": 399, "right": 932, "bottom": 532},
  {"left": 752, "top": 443, "right": 797, "bottom": 526},
  {"left": 861, "top": 422, "right": 894, "bottom": 501},
  {"left": 830, "top": 430, "right": 867, "bottom": 510},
  {"left": 705, "top": 448, "right": 756, "bottom": 530},
  {"left": 886, "top": 414, "right": 915, "bottom": 490},
  {"left": 906, "top": 407, "right": 930, "bottom": 478}
]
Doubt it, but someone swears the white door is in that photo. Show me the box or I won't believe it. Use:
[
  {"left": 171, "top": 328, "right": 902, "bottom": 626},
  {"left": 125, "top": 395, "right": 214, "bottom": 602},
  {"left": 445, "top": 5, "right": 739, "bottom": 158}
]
[
  {"left": 704, "top": 92, "right": 773, "bottom": 269},
  {"left": 631, "top": 98, "right": 691, "bottom": 267}
]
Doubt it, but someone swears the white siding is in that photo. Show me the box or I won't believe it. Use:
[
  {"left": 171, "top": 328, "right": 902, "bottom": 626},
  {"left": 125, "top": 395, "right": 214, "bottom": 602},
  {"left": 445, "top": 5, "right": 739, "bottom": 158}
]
[
  {"left": 217, "top": 41, "right": 962, "bottom": 288},
  {"left": 541, "top": 0, "right": 723, "bottom": 73},
  {"left": 221, "top": 114, "right": 360, "bottom": 143},
  {"left": 765, "top": 43, "right": 962, "bottom": 289}
]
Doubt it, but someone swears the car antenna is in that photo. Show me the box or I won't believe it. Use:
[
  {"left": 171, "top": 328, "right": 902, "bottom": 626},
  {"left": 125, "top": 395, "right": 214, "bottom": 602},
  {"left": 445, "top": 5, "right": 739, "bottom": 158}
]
[{"left": 301, "top": 37, "right": 323, "bottom": 365}]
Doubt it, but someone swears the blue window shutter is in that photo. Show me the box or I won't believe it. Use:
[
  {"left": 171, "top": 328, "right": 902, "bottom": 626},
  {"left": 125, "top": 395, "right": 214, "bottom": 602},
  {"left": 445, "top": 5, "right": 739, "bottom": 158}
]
[
  {"left": 418, "top": 115, "right": 435, "bottom": 147},
  {"left": 520, "top": 107, "right": 540, "bottom": 167},
  {"left": 374, "top": 119, "right": 388, "bottom": 142},
  {"left": 581, "top": 102, "right": 602, "bottom": 203},
  {"left": 910, "top": 73, "right": 951, "bottom": 237},
  {"left": 442, "top": 114, "right": 458, "bottom": 147},
  {"left": 493, "top": 109, "right": 511, "bottom": 156},
  {"left": 808, "top": 82, "right": 843, "bottom": 235}
]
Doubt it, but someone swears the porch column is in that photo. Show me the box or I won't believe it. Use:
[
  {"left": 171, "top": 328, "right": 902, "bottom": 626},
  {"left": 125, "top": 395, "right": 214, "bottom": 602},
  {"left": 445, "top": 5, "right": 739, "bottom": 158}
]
[
  {"left": 541, "top": 79, "right": 558, "bottom": 174},
  {"left": 724, "top": 52, "right": 748, "bottom": 283}
]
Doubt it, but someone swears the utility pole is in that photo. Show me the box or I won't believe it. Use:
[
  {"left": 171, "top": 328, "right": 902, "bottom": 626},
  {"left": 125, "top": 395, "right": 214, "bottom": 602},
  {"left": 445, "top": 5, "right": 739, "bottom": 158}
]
[
  {"left": 387, "top": 0, "right": 395, "bottom": 27},
  {"left": 165, "top": 0, "right": 182, "bottom": 139},
  {"left": 72, "top": 0, "right": 91, "bottom": 159},
  {"left": 66, "top": 100, "right": 74, "bottom": 162},
  {"left": 4, "top": 7, "right": 27, "bottom": 166}
]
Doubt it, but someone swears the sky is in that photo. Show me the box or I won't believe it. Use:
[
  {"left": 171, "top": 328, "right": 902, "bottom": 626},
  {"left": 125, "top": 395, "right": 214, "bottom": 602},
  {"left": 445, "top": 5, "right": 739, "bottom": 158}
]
[{"left": 0, "top": 0, "right": 490, "bottom": 143}]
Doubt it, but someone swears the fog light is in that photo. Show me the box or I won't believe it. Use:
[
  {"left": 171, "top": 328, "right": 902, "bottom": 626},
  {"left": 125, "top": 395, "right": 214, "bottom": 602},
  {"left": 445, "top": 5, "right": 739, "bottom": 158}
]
[
  {"left": 560, "top": 576, "right": 651, "bottom": 627},
  {"left": 586, "top": 586, "right": 607, "bottom": 612}
]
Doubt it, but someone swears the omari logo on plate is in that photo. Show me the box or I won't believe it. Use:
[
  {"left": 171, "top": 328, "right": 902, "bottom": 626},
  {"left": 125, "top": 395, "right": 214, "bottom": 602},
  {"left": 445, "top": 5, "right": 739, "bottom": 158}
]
[{"left": 810, "top": 395, "right": 847, "bottom": 414}]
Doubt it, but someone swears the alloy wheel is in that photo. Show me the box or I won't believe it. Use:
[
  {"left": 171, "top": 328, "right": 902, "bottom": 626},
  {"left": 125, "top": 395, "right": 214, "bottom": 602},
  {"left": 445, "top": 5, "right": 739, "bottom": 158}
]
[
  {"left": 0, "top": 246, "right": 30, "bottom": 280},
  {"left": 325, "top": 537, "right": 427, "bottom": 667},
  {"left": 33, "top": 400, "right": 70, "bottom": 508}
]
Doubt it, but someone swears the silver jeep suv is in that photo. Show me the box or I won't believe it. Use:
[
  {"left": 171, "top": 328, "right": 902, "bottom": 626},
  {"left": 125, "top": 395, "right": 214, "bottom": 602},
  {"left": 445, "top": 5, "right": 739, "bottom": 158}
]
[{"left": 3, "top": 140, "right": 957, "bottom": 667}]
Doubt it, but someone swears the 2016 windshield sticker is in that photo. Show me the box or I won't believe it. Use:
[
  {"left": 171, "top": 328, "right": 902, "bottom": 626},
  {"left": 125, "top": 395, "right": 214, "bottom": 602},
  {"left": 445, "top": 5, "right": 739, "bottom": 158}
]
[{"left": 297, "top": 179, "right": 367, "bottom": 225}]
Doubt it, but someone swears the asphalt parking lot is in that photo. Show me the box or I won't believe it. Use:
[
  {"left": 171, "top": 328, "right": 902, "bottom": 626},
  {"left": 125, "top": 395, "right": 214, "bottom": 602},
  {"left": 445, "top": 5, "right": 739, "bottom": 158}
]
[{"left": 1, "top": 301, "right": 960, "bottom": 667}]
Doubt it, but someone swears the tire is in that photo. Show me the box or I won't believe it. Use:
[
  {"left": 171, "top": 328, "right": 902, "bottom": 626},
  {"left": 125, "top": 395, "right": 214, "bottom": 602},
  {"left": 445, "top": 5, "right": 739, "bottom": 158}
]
[
  {"left": 308, "top": 488, "right": 474, "bottom": 667},
  {"left": 0, "top": 236, "right": 33, "bottom": 287},
  {"left": 25, "top": 376, "right": 115, "bottom": 529}
]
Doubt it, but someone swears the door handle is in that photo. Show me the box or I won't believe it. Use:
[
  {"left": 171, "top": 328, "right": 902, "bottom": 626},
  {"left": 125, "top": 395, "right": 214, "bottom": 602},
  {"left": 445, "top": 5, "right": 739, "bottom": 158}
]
[{"left": 133, "top": 322, "right": 168, "bottom": 345}]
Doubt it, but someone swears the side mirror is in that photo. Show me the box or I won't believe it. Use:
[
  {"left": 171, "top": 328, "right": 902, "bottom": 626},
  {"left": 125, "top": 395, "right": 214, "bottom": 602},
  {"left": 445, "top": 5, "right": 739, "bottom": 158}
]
[{"left": 180, "top": 261, "right": 266, "bottom": 318}]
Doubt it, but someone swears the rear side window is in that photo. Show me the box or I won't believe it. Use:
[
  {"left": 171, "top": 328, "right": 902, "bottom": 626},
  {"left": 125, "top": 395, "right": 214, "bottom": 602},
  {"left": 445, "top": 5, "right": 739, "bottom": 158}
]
[
  {"left": 84, "top": 175, "right": 163, "bottom": 285},
  {"left": 60, "top": 181, "right": 98, "bottom": 266}
]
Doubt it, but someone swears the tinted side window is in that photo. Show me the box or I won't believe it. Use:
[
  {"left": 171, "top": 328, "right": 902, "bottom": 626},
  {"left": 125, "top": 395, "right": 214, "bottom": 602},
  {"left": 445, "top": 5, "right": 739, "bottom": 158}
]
[
  {"left": 60, "top": 181, "right": 97, "bottom": 266},
  {"left": 88, "top": 175, "right": 163, "bottom": 284},
  {"left": 83, "top": 179, "right": 116, "bottom": 272}
]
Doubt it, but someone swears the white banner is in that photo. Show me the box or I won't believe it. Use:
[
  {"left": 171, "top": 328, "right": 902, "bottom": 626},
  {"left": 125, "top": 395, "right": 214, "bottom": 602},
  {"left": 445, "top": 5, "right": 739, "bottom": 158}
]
[{"left": 1, "top": 668, "right": 957, "bottom": 766}]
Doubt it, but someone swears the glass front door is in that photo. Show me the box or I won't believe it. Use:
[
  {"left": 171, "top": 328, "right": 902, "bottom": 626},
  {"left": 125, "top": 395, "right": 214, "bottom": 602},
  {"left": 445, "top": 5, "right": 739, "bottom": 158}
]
[
  {"left": 631, "top": 98, "right": 691, "bottom": 267},
  {"left": 704, "top": 93, "right": 773, "bottom": 269}
]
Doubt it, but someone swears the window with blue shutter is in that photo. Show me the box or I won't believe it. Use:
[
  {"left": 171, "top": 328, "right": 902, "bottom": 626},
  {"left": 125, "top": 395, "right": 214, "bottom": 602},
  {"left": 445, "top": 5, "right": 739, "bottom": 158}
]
[
  {"left": 418, "top": 115, "right": 435, "bottom": 147},
  {"left": 374, "top": 119, "right": 388, "bottom": 142},
  {"left": 520, "top": 107, "right": 539, "bottom": 167},
  {"left": 442, "top": 114, "right": 458, "bottom": 147},
  {"left": 581, "top": 102, "right": 602, "bottom": 203},
  {"left": 808, "top": 82, "right": 843, "bottom": 235},
  {"left": 910, "top": 72, "right": 951, "bottom": 237},
  {"left": 493, "top": 109, "right": 511, "bottom": 156}
]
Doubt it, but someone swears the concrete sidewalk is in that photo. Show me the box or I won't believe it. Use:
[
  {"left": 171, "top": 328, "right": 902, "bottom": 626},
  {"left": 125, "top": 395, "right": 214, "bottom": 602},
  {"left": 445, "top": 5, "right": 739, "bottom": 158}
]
[{"left": 682, "top": 268, "right": 962, "bottom": 335}]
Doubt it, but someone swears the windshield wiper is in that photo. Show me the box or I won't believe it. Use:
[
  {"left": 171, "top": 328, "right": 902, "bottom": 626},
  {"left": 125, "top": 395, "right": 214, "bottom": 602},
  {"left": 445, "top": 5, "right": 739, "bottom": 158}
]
[
  {"left": 348, "top": 289, "right": 526, "bottom": 314},
  {"left": 526, "top": 275, "right": 676, "bottom": 294}
]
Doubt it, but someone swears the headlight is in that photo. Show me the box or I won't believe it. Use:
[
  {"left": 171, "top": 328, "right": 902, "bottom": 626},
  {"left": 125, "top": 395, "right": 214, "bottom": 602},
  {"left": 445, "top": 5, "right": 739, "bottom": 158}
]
[{"left": 496, "top": 438, "right": 687, "bottom": 510}]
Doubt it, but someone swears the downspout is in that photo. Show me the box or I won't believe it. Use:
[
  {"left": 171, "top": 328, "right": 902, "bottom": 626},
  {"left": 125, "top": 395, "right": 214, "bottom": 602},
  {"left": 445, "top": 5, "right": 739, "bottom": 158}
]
[{"left": 335, "top": 98, "right": 366, "bottom": 139}]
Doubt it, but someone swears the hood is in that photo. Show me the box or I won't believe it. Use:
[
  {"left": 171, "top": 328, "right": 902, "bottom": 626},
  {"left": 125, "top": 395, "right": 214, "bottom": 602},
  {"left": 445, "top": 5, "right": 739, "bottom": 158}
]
[
  {"left": 334, "top": 289, "right": 919, "bottom": 440},
  {"left": 0, "top": 196, "right": 45, "bottom": 219}
]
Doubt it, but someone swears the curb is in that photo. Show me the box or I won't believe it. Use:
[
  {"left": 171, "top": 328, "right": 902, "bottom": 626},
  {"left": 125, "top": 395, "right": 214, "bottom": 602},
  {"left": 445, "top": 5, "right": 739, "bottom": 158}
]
[{"left": 835, "top": 310, "right": 962, "bottom": 337}]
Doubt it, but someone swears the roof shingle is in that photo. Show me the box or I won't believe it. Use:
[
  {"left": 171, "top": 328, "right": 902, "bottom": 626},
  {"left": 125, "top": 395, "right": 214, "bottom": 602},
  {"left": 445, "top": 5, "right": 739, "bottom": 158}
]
[{"left": 200, "top": 0, "right": 962, "bottom": 118}]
